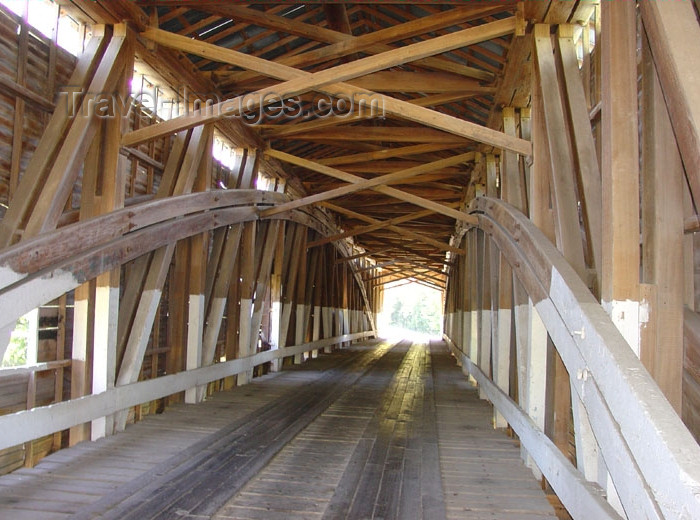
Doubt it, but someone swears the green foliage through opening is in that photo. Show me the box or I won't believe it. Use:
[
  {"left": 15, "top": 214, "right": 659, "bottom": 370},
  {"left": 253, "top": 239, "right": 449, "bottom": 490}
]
[
  {"left": 2, "top": 316, "right": 29, "bottom": 368},
  {"left": 382, "top": 282, "right": 443, "bottom": 336}
]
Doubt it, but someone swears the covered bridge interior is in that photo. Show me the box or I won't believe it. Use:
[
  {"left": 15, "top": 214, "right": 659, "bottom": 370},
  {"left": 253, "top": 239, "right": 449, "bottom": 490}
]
[{"left": 0, "top": 0, "right": 700, "bottom": 518}]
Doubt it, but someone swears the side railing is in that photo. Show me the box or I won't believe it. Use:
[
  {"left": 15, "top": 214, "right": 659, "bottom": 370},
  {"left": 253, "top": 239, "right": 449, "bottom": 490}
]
[
  {"left": 0, "top": 191, "right": 378, "bottom": 452},
  {"left": 0, "top": 359, "right": 70, "bottom": 468},
  {"left": 0, "top": 330, "right": 374, "bottom": 452},
  {"left": 444, "top": 197, "right": 700, "bottom": 520},
  {"left": 0, "top": 190, "right": 373, "bottom": 359}
]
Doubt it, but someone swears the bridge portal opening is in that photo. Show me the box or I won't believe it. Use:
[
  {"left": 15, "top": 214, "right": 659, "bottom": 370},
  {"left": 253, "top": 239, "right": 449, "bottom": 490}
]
[{"left": 378, "top": 281, "right": 443, "bottom": 340}]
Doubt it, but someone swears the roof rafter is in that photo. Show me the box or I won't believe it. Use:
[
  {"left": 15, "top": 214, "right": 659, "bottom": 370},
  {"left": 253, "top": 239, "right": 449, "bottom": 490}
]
[
  {"left": 322, "top": 202, "right": 463, "bottom": 255},
  {"left": 308, "top": 203, "right": 458, "bottom": 248},
  {"left": 263, "top": 149, "right": 476, "bottom": 224},
  {"left": 261, "top": 149, "right": 473, "bottom": 218},
  {"left": 126, "top": 17, "right": 530, "bottom": 156},
  {"left": 205, "top": 4, "right": 509, "bottom": 86}
]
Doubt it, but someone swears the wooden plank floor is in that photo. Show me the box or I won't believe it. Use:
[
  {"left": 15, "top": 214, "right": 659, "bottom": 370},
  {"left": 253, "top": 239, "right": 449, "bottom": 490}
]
[
  {"left": 0, "top": 339, "right": 556, "bottom": 520},
  {"left": 430, "top": 342, "right": 557, "bottom": 520}
]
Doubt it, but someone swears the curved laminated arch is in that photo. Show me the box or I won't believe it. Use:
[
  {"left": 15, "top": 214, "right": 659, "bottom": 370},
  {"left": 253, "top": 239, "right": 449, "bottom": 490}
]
[
  {"left": 451, "top": 197, "right": 700, "bottom": 519},
  {"left": 3, "top": 188, "right": 699, "bottom": 518},
  {"left": 0, "top": 189, "right": 375, "bottom": 351}
]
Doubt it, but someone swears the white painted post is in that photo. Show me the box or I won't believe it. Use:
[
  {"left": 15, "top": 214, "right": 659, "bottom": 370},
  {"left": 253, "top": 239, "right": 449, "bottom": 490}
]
[
  {"left": 69, "top": 286, "right": 91, "bottom": 444},
  {"left": 91, "top": 278, "right": 118, "bottom": 439},
  {"left": 525, "top": 302, "right": 547, "bottom": 478},
  {"left": 322, "top": 307, "right": 333, "bottom": 353},
  {"left": 186, "top": 293, "right": 204, "bottom": 403},
  {"left": 478, "top": 311, "right": 492, "bottom": 401},
  {"left": 269, "top": 273, "right": 282, "bottom": 372},
  {"left": 237, "top": 222, "right": 256, "bottom": 385},
  {"left": 493, "top": 305, "right": 511, "bottom": 428},
  {"left": 294, "top": 304, "right": 306, "bottom": 364},
  {"left": 312, "top": 305, "right": 321, "bottom": 358},
  {"left": 342, "top": 308, "right": 350, "bottom": 344},
  {"left": 238, "top": 297, "right": 253, "bottom": 384},
  {"left": 335, "top": 309, "right": 343, "bottom": 348}
]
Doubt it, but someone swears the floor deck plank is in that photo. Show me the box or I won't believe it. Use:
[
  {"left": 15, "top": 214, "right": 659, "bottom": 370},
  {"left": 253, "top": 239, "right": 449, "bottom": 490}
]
[{"left": 0, "top": 339, "right": 557, "bottom": 520}]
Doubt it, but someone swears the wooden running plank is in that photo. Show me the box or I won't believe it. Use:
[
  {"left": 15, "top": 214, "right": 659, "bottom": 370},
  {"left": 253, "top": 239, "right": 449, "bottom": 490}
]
[
  {"left": 0, "top": 345, "right": 370, "bottom": 519},
  {"left": 72, "top": 343, "right": 392, "bottom": 519},
  {"left": 430, "top": 341, "right": 557, "bottom": 520},
  {"left": 0, "top": 340, "right": 555, "bottom": 520}
]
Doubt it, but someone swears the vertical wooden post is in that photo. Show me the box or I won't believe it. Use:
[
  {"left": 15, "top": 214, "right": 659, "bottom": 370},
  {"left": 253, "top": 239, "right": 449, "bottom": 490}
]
[
  {"left": 24, "top": 372, "right": 36, "bottom": 467},
  {"left": 600, "top": 0, "right": 641, "bottom": 354},
  {"left": 92, "top": 38, "right": 132, "bottom": 438},
  {"left": 597, "top": 15, "right": 646, "bottom": 504},
  {"left": 322, "top": 249, "right": 334, "bottom": 353},
  {"left": 467, "top": 230, "right": 479, "bottom": 384},
  {"left": 69, "top": 117, "right": 102, "bottom": 445},
  {"left": 294, "top": 230, "right": 309, "bottom": 363},
  {"left": 341, "top": 261, "right": 350, "bottom": 345},
  {"left": 476, "top": 229, "right": 491, "bottom": 401},
  {"left": 237, "top": 220, "right": 257, "bottom": 385},
  {"left": 269, "top": 223, "right": 285, "bottom": 371},
  {"left": 224, "top": 254, "right": 241, "bottom": 388},
  {"left": 460, "top": 238, "right": 470, "bottom": 357},
  {"left": 478, "top": 155, "right": 498, "bottom": 402},
  {"left": 333, "top": 251, "right": 343, "bottom": 347},
  {"left": 185, "top": 230, "right": 206, "bottom": 403},
  {"left": 513, "top": 107, "right": 533, "bottom": 416},
  {"left": 451, "top": 256, "right": 461, "bottom": 351},
  {"left": 312, "top": 248, "right": 324, "bottom": 358},
  {"left": 52, "top": 295, "right": 67, "bottom": 450},
  {"left": 70, "top": 278, "right": 95, "bottom": 446},
  {"left": 300, "top": 245, "right": 319, "bottom": 354},
  {"left": 504, "top": 106, "right": 533, "bottom": 448},
  {"left": 167, "top": 240, "right": 190, "bottom": 402},
  {"left": 91, "top": 264, "right": 120, "bottom": 440},
  {"left": 187, "top": 126, "right": 213, "bottom": 402}
]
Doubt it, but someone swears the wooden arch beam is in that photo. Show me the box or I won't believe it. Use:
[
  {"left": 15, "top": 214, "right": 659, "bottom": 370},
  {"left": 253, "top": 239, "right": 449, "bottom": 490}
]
[{"left": 0, "top": 200, "right": 375, "bottom": 359}]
